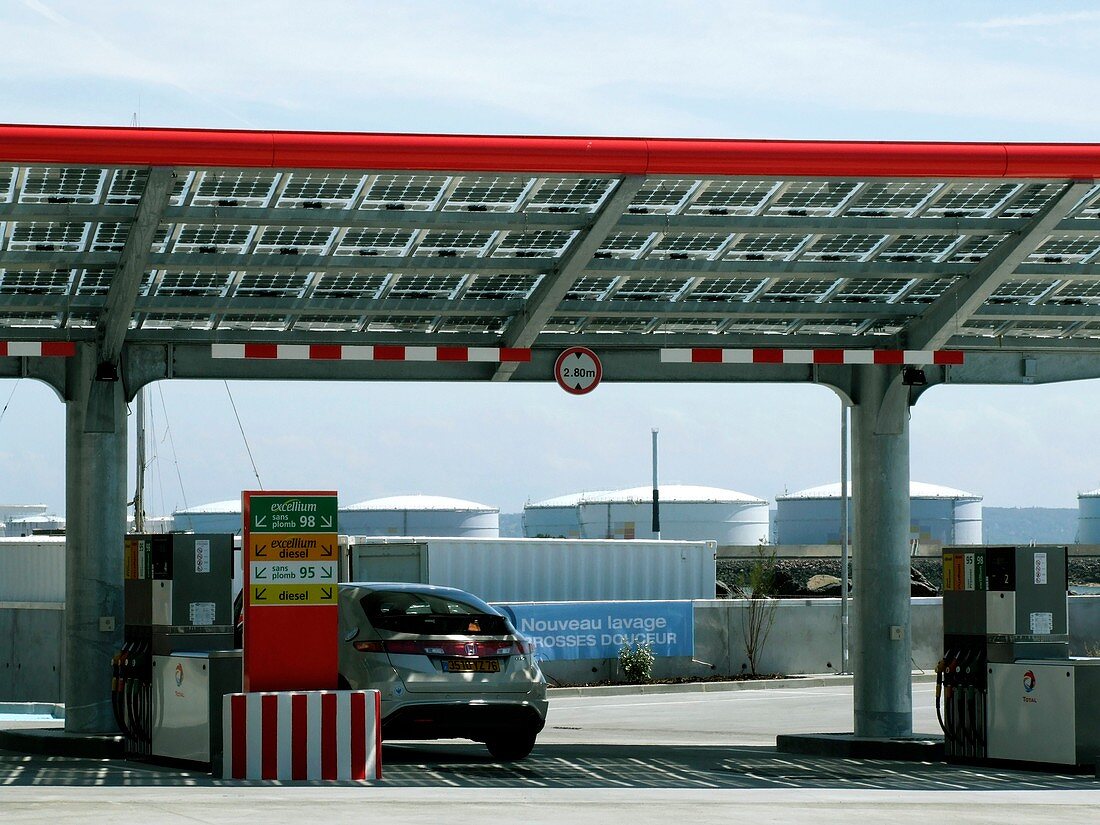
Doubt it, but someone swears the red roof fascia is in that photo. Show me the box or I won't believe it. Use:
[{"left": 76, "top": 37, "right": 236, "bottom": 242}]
[{"left": 0, "top": 123, "right": 1098, "bottom": 178}]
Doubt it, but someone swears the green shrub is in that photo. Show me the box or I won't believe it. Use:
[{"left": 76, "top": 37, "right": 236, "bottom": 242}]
[{"left": 618, "top": 641, "right": 655, "bottom": 683}]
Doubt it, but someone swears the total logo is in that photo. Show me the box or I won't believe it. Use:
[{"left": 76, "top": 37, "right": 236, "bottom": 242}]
[
  {"left": 1023, "top": 670, "right": 1036, "bottom": 693},
  {"left": 1022, "top": 670, "right": 1038, "bottom": 703}
]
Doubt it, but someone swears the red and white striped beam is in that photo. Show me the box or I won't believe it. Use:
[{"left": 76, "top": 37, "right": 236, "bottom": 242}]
[
  {"left": 661, "top": 348, "right": 965, "bottom": 366},
  {"left": 212, "top": 343, "right": 531, "bottom": 362},
  {"left": 0, "top": 342, "right": 76, "bottom": 357},
  {"left": 222, "top": 689, "right": 382, "bottom": 781}
]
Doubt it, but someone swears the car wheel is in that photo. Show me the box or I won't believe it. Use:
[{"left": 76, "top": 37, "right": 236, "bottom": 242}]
[
  {"left": 337, "top": 674, "right": 351, "bottom": 690},
  {"left": 485, "top": 732, "right": 537, "bottom": 761}
]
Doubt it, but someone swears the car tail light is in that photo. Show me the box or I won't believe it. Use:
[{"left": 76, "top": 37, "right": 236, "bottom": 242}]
[{"left": 362, "top": 639, "right": 527, "bottom": 657}]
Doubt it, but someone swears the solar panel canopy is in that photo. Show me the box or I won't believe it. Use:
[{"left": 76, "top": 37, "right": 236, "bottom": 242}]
[{"left": 2, "top": 126, "right": 1100, "bottom": 366}]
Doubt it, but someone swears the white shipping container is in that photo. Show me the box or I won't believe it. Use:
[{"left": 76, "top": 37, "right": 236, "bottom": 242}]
[
  {"left": 0, "top": 537, "right": 66, "bottom": 603},
  {"left": 347, "top": 536, "right": 717, "bottom": 602}
]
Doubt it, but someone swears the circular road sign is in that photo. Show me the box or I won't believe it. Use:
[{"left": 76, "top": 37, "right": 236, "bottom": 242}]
[{"left": 554, "top": 347, "right": 602, "bottom": 395}]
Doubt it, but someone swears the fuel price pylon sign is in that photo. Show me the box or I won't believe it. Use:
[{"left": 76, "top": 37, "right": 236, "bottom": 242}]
[{"left": 243, "top": 491, "right": 338, "bottom": 692}]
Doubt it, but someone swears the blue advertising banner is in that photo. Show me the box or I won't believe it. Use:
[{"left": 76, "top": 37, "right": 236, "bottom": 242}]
[{"left": 495, "top": 601, "right": 694, "bottom": 661}]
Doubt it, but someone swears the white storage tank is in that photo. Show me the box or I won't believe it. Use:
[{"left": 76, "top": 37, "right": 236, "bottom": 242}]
[
  {"left": 172, "top": 499, "right": 242, "bottom": 534},
  {"left": 5, "top": 514, "right": 65, "bottom": 537},
  {"left": 0, "top": 504, "right": 50, "bottom": 537},
  {"left": 524, "top": 484, "right": 770, "bottom": 544},
  {"left": 341, "top": 495, "right": 499, "bottom": 538},
  {"left": 775, "top": 481, "right": 983, "bottom": 545},
  {"left": 1078, "top": 489, "right": 1100, "bottom": 544}
]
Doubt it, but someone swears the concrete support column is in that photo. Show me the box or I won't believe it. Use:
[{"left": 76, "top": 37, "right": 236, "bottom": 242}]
[
  {"left": 851, "top": 364, "right": 912, "bottom": 738},
  {"left": 64, "top": 347, "right": 126, "bottom": 732}
]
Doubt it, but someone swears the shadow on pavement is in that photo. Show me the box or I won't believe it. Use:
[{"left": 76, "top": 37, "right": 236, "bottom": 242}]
[{"left": 2, "top": 742, "right": 1095, "bottom": 790}]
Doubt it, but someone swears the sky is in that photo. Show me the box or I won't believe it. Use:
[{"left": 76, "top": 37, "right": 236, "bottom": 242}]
[{"left": 2, "top": 0, "right": 1100, "bottom": 516}]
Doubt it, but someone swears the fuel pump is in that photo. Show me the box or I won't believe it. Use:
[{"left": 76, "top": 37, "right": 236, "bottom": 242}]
[
  {"left": 940, "top": 546, "right": 1100, "bottom": 767},
  {"left": 114, "top": 534, "right": 237, "bottom": 761}
]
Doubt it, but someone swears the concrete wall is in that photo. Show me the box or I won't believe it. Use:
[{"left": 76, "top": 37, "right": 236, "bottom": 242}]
[
  {"left": 0, "top": 604, "right": 63, "bottom": 702},
  {"left": 536, "top": 596, "right": 1100, "bottom": 685},
  {"left": 5, "top": 595, "right": 1100, "bottom": 701}
]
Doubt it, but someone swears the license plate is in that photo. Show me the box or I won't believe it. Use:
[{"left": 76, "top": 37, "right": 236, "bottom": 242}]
[{"left": 443, "top": 659, "right": 500, "bottom": 673}]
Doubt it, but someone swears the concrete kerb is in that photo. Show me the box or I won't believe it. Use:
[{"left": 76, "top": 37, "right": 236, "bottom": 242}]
[
  {"left": 548, "top": 670, "right": 937, "bottom": 698},
  {"left": 0, "top": 702, "right": 64, "bottom": 718}
]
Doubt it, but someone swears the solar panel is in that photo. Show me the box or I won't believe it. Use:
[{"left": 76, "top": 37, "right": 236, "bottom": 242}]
[
  {"left": 253, "top": 226, "right": 337, "bottom": 255},
  {"left": 757, "top": 278, "right": 841, "bottom": 303},
  {"left": 0, "top": 268, "right": 73, "bottom": 294},
  {"left": 685, "top": 181, "right": 779, "bottom": 215},
  {"left": 648, "top": 233, "right": 731, "bottom": 259},
  {"left": 877, "top": 235, "right": 960, "bottom": 262},
  {"left": 154, "top": 271, "right": 233, "bottom": 297},
  {"left": 611, "top": 277, "right": 688, "bottom": 301},
  {"left": 947, "top": 235, "right": 1009, "bottom": 263},
  {"left": 684, "top": 278, "right": 764, "bottom": 301},
  {"left": 311, "top": 272, "right": 387, "bottom": 298},
  {"left": 801, "top": 234, "right": 888, "bottom": 262},
  {"left": 1047, "top": 281, "right": 1100, "bottom": 305},
  {"left": 897, "top": 277, "right": 960, "bottom": 303},
  {"left": 360, "top": 175, "right": 450, "bottom": 210},
  {"left": 234, "top": 272, "right": 310, "bottom": 297},
  {"left": 924, "top": 183, "right": 1019, "bottom": 218},
  {"left": 337, "top": 229, "right": 416, "bottom": 257},
  {"left": 106, "top": 169, "right": 148, "bottom": 204},
  {"left": 566, "top": 276, "right": 618, "bottom": 300},
  {"left": 726, "top": 234, "right": 811, "bottom": 261},
  {"left": 652, "top": 317, "right": 727, "bottom": 334},
  {"left": 414, "top": 231, "right": 496, "bottom": 257},
  {"left": 494, "top": 230, "right": 576, "bottom": 258},
  {"left": 768, "top": 182, "right": 859, "bottom": 216},
  {"left": 629, "top": 180, "right": 699, "bottom": 214},
  {"left": 436, "top": 316, "right": 510, "bottom": 333},
  {"left": 276, "top": 173, "right": 365, "bottom": 208},
  {"left": 847, "top": 182, "right": 940, "bottom": 217},
  {"left": 0, "top": 167, "right": 15, "bottom": 202},
  {"left": 8, "top": 222, "right": 89, "bottom": 252},
  {"left": 20, "top": 167, "right": 105, "bottom": 204},
  {"left": 363, "top": 315, "right": 436, "bottom": 333},
  {"left": 386, "top": 274, "right": 464, "bottom": 299},
  {"left": 172, "top": 224, "right": 256, "bottom": 254},
  {"left": 1028, "top": 235, "right": 1100, "bottom": 263},
  {"left": 0, "top": 146, "right": 1095, "bottom": 353},
  {"left": 191, "top": 171, "right": 279, "bottom": 207},
  {"left": 833, "top": 278, "right": 913, "bottom": 302},
  {"left": 596, "top": 232, "right": 656, "bottom": 259},
  {"left": 91, "top": 223, "right": 131, "bottom": 253},
  {"left": 75, "top": 267, "right": 117, "bottom": 296},
  {"left": 989, "top": 279, "right": 1058, "bottom": 304},
  {"left": 527, "top": 178, "right": 617, "bottom": 213},
  {"left": 463, "top": 274, "right": 542, "bottom": 300},
  {"left": 444, "top": 176, "right": 533, "bottom": 212}
]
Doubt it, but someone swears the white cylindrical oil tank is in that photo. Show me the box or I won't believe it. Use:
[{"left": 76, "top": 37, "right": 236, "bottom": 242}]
[
  {"left": 1078, "top": 489, "right": 1100, "bottom": 543},
  {"left": 524, "top": 484, "right": 769, "bottom": 544},
  {"left": 5, "top": 514, "right": 65, "bottom": 537},
  {"left": 775, "top": 481, "right": 983, "bottom": 545},
  {"left": 172, "top": 499, "right": 242, "bottom": 534},
  {"left": 340, "top": 495, "right": 499, "bottom": 538}
]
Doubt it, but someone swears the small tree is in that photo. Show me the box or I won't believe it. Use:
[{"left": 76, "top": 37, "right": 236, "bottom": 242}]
[
  {"left": 618, "top": 641, "right": 655, "bottom": 683},
  {"left": 740, "top": 543, "right": 780, "bottom": 676}
]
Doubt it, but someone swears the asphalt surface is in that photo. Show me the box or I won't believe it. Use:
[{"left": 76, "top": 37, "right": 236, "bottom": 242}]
[{"left": 3, "top": 680, "right": 1099, "bottom": 823}]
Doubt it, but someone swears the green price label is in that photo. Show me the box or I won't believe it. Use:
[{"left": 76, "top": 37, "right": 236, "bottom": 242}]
[{"left": 248, "top": 495, "right": 338, "bottom": 533}]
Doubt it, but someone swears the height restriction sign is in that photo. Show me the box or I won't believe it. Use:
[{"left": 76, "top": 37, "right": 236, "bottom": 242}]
[
  {"left": 554, "top": 347, "right": 602, "bottom": 395},
  {"left": 243, "top": 490, "right": 338, "bottom": 692}
]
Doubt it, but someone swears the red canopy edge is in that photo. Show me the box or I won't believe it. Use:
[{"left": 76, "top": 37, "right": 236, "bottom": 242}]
[{"left": 0, "top": 123, "right": 1099, "bottom": 178}]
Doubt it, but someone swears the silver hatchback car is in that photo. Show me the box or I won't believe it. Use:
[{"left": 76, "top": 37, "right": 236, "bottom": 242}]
[{"left": 337, "top": 582, "right": 548, "bottom": 760}]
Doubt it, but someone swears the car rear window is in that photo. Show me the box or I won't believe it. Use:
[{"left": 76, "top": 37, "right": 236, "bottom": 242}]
[{"left": 362, "top": 590, "right": 509, "bottom": 635}]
